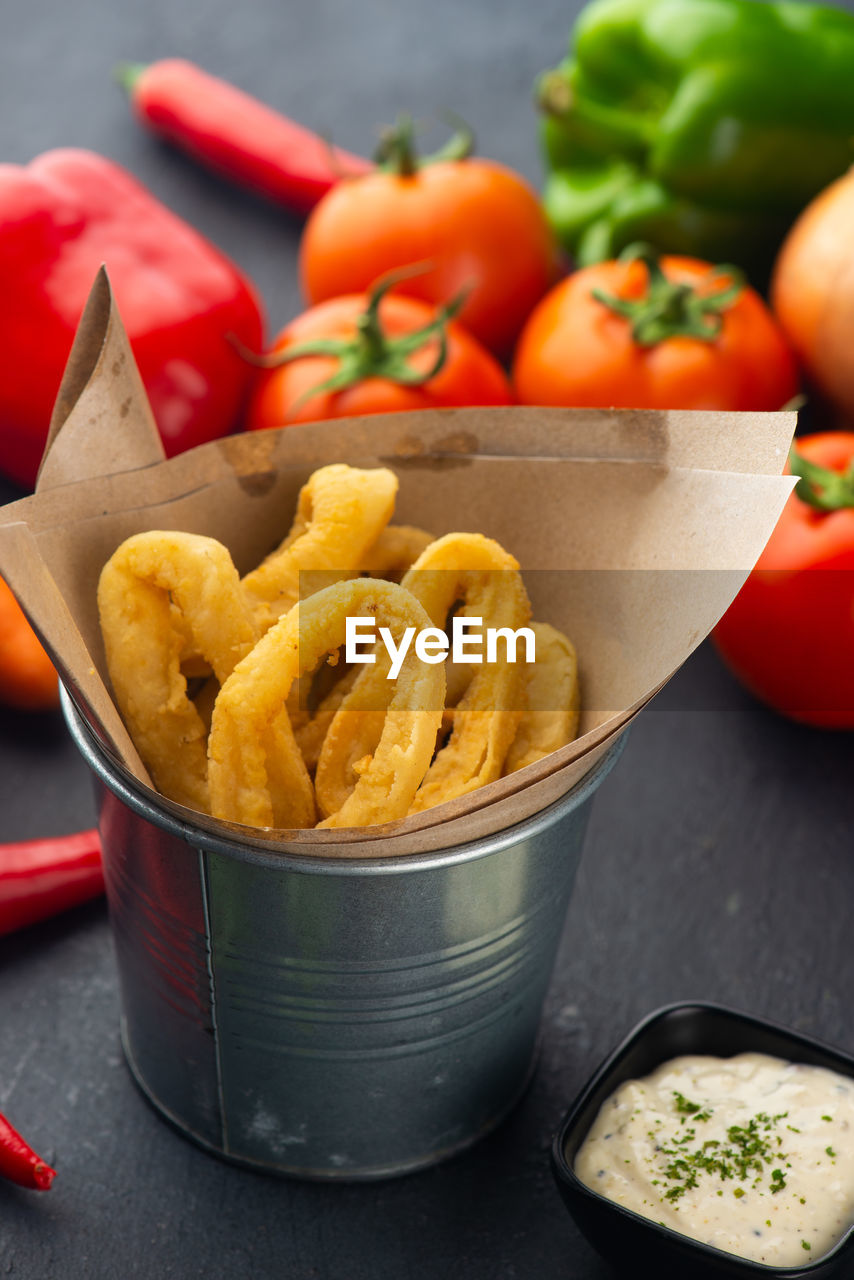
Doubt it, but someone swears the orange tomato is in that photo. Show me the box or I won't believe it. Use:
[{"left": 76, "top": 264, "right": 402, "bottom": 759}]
[
  {"left": 772, "top": 171, "right": 854, "bottom": 421},
  {"left": 299, "top": 160, "right": 557, "bottom": 359},
  {"left": 0, "top": 577, "right": 59, "bottom": 711},
  {"left": 512, "top": 255, "right": 799, "bottom": 411},
  {"left": 245, "top": 290, "right": 512, "bottom": 429}
]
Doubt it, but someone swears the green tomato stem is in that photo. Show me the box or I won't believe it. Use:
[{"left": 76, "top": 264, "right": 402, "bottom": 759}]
[
  {"left": 591, "top": 242, "right": 744, "bottom": 346},
  {"left": 238, "top": 264, "right": 467, "bottom": 408},
  {"left": 789, "top": 448, "right": 854, "bottom": 511},
  {"left": 374, "top": 113, "right": 474, "bottom": 175}
]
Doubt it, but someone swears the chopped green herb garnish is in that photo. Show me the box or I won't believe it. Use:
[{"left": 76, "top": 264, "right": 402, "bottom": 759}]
[
  {"left": 648, "top": 1097, "right": 792, "bottom": 1204},
  {"left": 802, "top": 1241, "right": 811, "bottom": 1252},
  {"left": 822, "top": 1115, "right": 832, "bottom": 1122},
  {"left": 826, "top": 1146, "right": 836, "bottom": 1157},
  {"left": 672, "top": 1093, "right": 712, "bottom": 1123}
]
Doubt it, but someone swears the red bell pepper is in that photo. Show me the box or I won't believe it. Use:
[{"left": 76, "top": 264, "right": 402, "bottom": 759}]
[
  {"left": 0, "top": 149, "right": 265, "bottom": 490},
  {"left": 0, "top": 828, "right": 104, "bottom": 936},
  {"left": 119, "top": 59, "right": 372, "bottom": 216}
]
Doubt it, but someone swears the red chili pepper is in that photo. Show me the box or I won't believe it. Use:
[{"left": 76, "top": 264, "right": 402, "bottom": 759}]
[
  {"left": 119, "top": 59, "right": 372, "bottom": 216},
  {"left": 0, "top": 149, "right": 265, "bottom": 491},
  {"left": 0, "top": 829, "right": 104, "bottom": 936},
  {"left": 0, "top": 1112, "right": 56, "bottom": 1190}
]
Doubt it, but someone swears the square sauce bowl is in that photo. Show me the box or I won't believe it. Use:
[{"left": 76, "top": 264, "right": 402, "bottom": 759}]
[{"left": 551, "top": 1002, "right": 854, "bottom": 1279}]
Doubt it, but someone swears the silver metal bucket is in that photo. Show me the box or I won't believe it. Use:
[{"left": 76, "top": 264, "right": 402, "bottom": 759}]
[{"left": 63, "top": 690, "right": 623, "bottom": 1180}]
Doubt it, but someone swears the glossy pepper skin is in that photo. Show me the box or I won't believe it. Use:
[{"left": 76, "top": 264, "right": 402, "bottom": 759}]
[
  {"left": 538, "top": 0, "right": 854, "bottom": 282},
  {"left": 0, "top": 149, "right": 264, "bottom": 490},
  {"left": 120, "top": 59, "right": 372, "bottom": 215},
  {"left": 0, "top": 829, "right": 104, "bottom": 937}
]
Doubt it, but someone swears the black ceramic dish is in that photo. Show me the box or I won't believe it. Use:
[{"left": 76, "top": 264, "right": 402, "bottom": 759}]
[{"left": 551, "top": 1002, "right": 854, "bottom": 1280}]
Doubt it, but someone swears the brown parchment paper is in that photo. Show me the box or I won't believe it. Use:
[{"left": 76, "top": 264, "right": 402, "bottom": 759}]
[{"left": 0, "top": 269, "right": 797, "bottom": 857}]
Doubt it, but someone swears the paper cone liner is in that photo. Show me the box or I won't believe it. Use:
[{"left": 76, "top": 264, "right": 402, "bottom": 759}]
[{"left": 0, "top": 269, "right": 796, "bottom": 856}]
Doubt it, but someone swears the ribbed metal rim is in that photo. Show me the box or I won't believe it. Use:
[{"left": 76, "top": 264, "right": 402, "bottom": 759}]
[{"left": 62, "top": 685, "right": 625, "bottom": 877}]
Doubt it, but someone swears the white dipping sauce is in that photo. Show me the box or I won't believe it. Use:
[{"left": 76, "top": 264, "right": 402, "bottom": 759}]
[{"left": 575, "top": 1053, "right": 854, "bottom": 1266}]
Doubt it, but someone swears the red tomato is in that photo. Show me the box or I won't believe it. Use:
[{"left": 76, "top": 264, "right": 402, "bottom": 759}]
[
  {"left": 245, "top": 291, "right": 512, "bottom": 428},
  {"left": 512, "top": 254, "right": 799, "bottom": 411},
  {"left": 713, "top": 433, "right": 854, "bottom": 728},
  {"left": 299, "top": 159, "right": 557, "bottom": 359}
]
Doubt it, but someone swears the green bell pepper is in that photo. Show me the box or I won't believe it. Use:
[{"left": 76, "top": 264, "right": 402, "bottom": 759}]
[{"left": 538, "top": 0, "right": 854, "bottom": 282}]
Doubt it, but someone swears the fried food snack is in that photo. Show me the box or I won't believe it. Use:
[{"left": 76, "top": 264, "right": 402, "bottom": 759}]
[
  {"left": 288, "top": 523, "right": 436, "bottom": 767},
  {"left": 361, "top": 525, "right": 435, "bottom": 581},
  {"left": 240, "top": 463, "right": 398, "bottom": 631},
  {"left": 293, "top": 664, "right": 359, "bottom": 774},
  {"left": 97, "top": 531, "right": 258, "bottom": 813},
  {"left": 183, "top": 463, "right": 400, "bottom": 734},
  {"left": 98, "top": 467, "right": 581, "bottom": 834},
  {"left": 504, "top": 622, "right": 580, "bottom": 774},
  {"left": 315, "top": 532, "right": 531, "bottom": 819},
  {"left": 404, "top": 534, "right": 532, "bottom": 812},
  {"left": 208, "top": 579, "right": 445, "bottom": 830}
]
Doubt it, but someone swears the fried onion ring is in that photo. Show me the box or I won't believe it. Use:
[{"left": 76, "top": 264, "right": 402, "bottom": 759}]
[
  {"left": 208, "top": 579, "right": 444, "bottom": 830},
  {"left": 315, "top": 532, "right": 531, "bottom": 819},
  {"left": 240, "top": 464, "right": 398, "bottom": 631},
  {"left": 503, "top": 622, "right": 580, "bottom": 774},
  {"left": 186, "top": 464, "right": 400, "bottom": 737},
  {"left": 293, "top": 664, "right": 360, "bottom": 774},
  {"left": 361, "top": 525, "right": 436, "bottom": 582},
  {"left": 97, "top": 531, "right": 258, "bottom": 813},
  {"left": 287, "top": 522, "right": 435, "bottom": 755},
  {"left": 404, "top": 535, "right": 531, "bottom": 812}
]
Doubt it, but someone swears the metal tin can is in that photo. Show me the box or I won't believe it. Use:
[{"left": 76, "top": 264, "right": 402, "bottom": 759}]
[{"left": 63, "top": 692, "right": 623, "bottom": 1180}]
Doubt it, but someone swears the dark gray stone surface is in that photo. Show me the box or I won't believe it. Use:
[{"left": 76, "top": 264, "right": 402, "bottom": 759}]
[{"left": 2, "top": 1, "right": 854, "bottom": 1276}]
